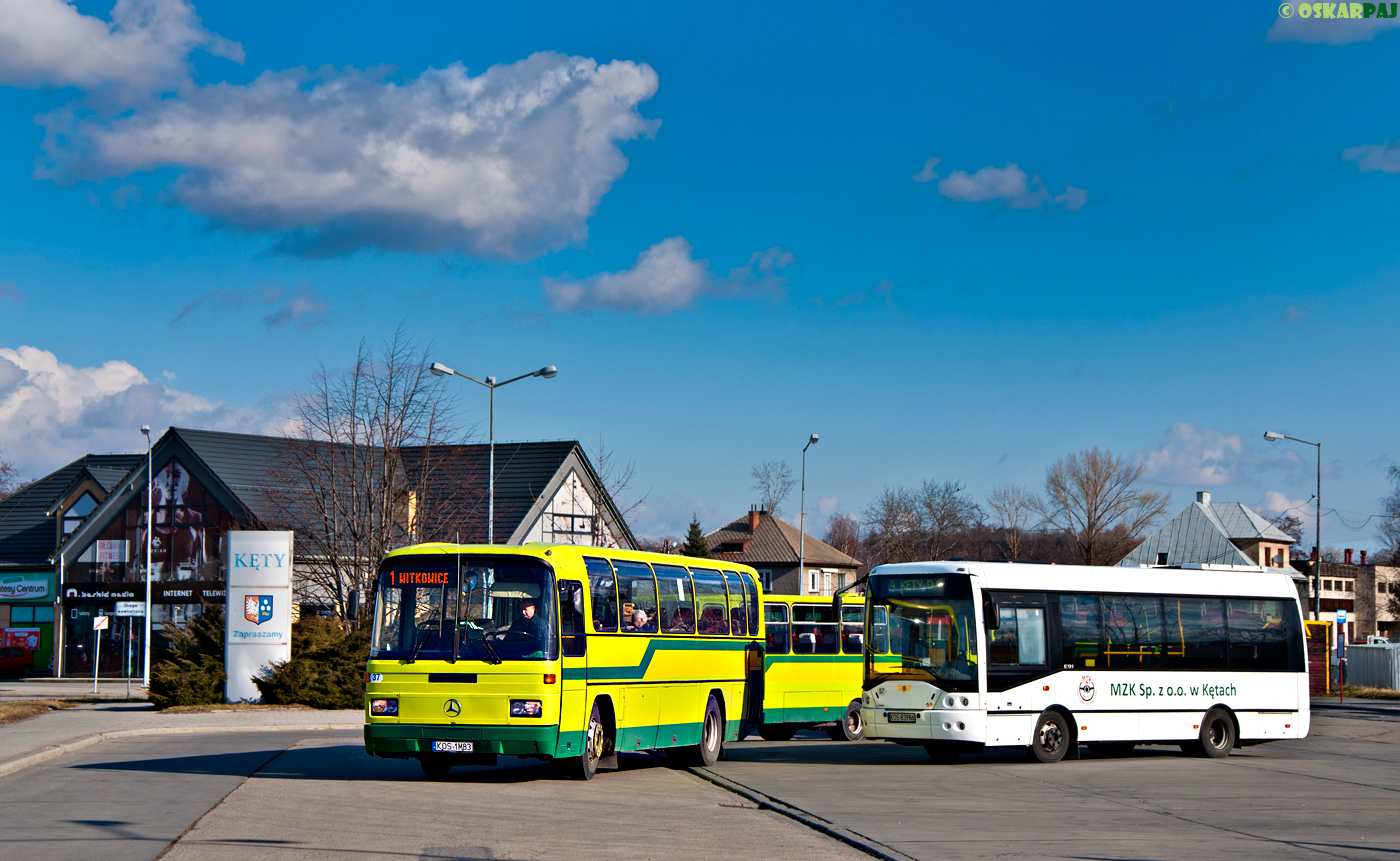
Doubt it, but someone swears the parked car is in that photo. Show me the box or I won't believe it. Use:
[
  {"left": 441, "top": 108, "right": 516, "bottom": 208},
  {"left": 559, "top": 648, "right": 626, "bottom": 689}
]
[
  {"left": 1366, "top": 635, "right": 1392, "bottom": 645},
  {"left": 0, "top": 645, "right": 35, "bottom": 677}
]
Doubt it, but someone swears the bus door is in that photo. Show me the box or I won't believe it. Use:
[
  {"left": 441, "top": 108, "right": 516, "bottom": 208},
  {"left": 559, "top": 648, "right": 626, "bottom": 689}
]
[
  {"left": 985, "top": 591, "right": 1053, "bottom": 697},
  {"left": 742, "top": 640, "right": 765, "bottom": 735},
  {"left": 558, "top": 580, "right": 589, "bottom": 751}
]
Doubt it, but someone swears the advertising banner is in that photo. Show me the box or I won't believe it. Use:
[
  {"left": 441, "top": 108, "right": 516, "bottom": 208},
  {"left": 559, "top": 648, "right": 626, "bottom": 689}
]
[
  {"left": 2, "top": 629, "right": 41, "bottom": 650},
  {"left": 0, "top": 572, "right": 54, "bottom": 602},
  {"left": 224, "top": 531, "right": 293, "bottom": 703}
]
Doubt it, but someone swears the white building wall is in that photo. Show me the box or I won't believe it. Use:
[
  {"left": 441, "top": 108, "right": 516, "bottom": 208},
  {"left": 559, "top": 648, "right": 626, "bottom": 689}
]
[{"left": 520, "top": 469, "right": 623, "bottom": 548}]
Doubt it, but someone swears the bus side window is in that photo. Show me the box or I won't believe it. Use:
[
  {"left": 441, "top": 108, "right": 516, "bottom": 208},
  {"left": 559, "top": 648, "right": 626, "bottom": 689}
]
[
  {"left": 1058, "top": 593, "right": 1101, "bottom": 669},
  {"left": 1103, "top": 595, "right": 1165, "bottom": 668},
  {"left": 764, "top": 602, "right": 789, "bottom": 654},
  {"left": 614, "top": 561, "right": 658, "bottom": 633},
  {"left": 872, "top": 605, "right": 889, "bottom": 654},
  {"left": 654, "top": 564, "right": 695, "bottom": 634},
  {"left": 559, "top": 580, "right": 586, "bottom": 657},
  {"left": 722, "top": 570, "right": 746, "bottom": 635},
  {"left": 1227, "top": 599, "right": 1290, "bottom": 671},
  {"left": 583, "top": 557, "right": 618, "bottom": 633},
  {"left": 792, "top": 604, "right": 838, "bottom": 654},
  {"left": 690, "top": 568, "right": 728, "bottom": 635},
  {"left": 842, "top": 604, "right": 863, "bottom": 654},
  {"left": 1164, "top": 597, "right": 1225, "bottom": 669},
  {"left": 747, "top": 574, "right": 761, "bottom": 637},
  {"left": 990, "top": 607, "right": 1046, "bottom": 666}
]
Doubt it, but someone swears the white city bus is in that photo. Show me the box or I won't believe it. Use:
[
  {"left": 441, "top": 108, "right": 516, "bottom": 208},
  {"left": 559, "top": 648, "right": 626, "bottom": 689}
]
[{"left": 840, "top": 561, "right": 1308, "bottom": 763}]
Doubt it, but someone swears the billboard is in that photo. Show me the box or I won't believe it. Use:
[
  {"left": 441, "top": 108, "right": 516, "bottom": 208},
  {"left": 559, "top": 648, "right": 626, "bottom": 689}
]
[{"left": 224, "top": 531, "right": 294, "bottom": 703}]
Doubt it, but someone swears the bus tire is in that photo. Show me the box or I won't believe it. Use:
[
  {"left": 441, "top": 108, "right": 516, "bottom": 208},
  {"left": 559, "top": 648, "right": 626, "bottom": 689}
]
[
  {"left": 924, "top": 743, "right": 961, "bottom": 763},
  {"left": 1029, "top": 710, "right": 1071, "bottom": 763},
  {"left": 825, "top": 701, "right": 864, "bottom": 741},
  {"left": 1088, "top": 743, "right": 1135, "bottom": 758},
  {"left": 571, "top": 702, "right": 605, "bottom": 780},
  {"left": 1191, "top": 707, "right": 1236, "bottom": 759},
  {"left": 684, "top": 696, "right": 724, "bottom": 767},
  {"left": 418, "top": 756, "right": 452, "bottom": 780},
  {"left": 757, "top": 724, "right": 798, "bottom": 742}
]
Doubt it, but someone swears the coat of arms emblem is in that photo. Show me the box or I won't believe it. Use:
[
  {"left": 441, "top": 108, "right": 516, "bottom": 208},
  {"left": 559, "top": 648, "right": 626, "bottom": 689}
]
[{"left": 245, "top": 595, "right": 274, "bottom": 625}]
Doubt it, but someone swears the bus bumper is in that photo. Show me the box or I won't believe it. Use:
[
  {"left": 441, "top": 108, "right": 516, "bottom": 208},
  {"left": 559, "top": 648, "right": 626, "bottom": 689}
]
[
  {"left": 364, "top": 723, "right": 560, "bottom": 758},
  {"left": 862, "top": 707, "right": 984, "bottom": 744}
]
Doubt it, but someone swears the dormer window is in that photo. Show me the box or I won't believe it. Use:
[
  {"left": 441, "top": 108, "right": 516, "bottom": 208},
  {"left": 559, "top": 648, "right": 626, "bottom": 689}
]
[{"left": 63, "top": 493, "right": 97, "bottom": 534}]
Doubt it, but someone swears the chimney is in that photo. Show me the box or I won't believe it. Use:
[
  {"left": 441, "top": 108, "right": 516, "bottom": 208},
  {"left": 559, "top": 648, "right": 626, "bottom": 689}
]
[
  {"left": 1311, "top": 546, "right": 1318, "bottom": 561},
  {"left": 1196, "top": 491, "right": 1211, "bottom": 505},
  {"left": 1361, "top": 550, "right": 1368, "bottom": 565},
  {"left": 747, "top": 505, "right": 761, "bottom": 533},
  {"left": 1344, "top": 548, "right": 1354, "bottom": 565}
]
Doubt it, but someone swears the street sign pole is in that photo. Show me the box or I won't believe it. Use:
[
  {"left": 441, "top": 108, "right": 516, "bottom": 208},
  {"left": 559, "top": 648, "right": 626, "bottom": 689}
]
[{"left": 92, "top": 614, "right": 109, "bottom": 694}]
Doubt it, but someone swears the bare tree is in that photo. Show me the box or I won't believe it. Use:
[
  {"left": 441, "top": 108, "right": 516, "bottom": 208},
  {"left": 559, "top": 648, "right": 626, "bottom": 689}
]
[
  {"left": 750, "top": 460, "right": 795, "bottom": 516},
  {"left": 0, "top": 449, "right": 18, "bottom": 501},
  {"left": 1379, "top": 465, "right": 1400, "bottom": 566},
  {"left": 917, "top": 479, "right": 983, "bottom": 560},
  {"left": 262, "top": 328, "right": 471, "bottom": 621},
  {"left": 1037, "top": 447, "right": 1169, "bottom": 566},
  {"left": 574, "top": 435, "right": 650, "bottom": 546},
  {"left": 861, "top": 486, "right": 921, "bottom": 564},
  {"left": 823, "top": 513, "right": 862, "bottom": 560},
  {"left": 987, "top": 484, "right": 1039, "bottom": 559}
]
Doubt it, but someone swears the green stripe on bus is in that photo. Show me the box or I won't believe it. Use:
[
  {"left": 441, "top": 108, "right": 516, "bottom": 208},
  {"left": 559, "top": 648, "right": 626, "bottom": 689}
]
[{"left": 562, "top": 638, "right": 749, "bottom": 682}]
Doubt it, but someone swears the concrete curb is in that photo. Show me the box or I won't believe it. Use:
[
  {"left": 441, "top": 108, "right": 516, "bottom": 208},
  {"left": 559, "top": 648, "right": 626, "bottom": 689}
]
[
  {"left": 0, "top": 723, "right": 358, "bottom": 778},
  {"left": 689, "top": 766, "right": 917, "bottom": 861}
]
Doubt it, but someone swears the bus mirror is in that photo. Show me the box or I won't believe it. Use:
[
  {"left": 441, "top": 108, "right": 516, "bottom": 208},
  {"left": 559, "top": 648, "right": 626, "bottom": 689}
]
[
  {"left": 983, "top": 601, "right": 998, "bottom": 630},
  {"left": 833, "top": 595, "right": 843, "bottom": 622},
  {"left": 347, "top": 589, "right": 360, "bottom": 621}
]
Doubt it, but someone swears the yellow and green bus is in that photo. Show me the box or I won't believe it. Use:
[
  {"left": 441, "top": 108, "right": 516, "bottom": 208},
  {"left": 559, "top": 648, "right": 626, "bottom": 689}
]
[
  {"left": 364, "top": 543, "right": 765, "bottom": 779},
  {"left": 756, "top": 595, "right": 867, "bottom": 741}
]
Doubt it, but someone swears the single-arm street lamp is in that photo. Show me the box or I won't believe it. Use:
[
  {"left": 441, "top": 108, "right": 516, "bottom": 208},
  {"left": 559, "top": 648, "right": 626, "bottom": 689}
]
[
  {"left": 429, "top": 362, "right": 557, "bottom": 543},
  {"left": 1264, "top": 430, "right": 1321, "bottom": 621},
  {"left": 798, "top": 434, "right": 818, "bottom": 594},
  {"left": 140, "top": 424, "right": 153, "bottom": 688}
]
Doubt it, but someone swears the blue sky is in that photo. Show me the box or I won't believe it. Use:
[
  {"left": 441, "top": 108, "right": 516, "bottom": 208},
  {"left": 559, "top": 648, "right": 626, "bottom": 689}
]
[{"left": 1, "top": 1, "right": 1397, "bottom": 548}]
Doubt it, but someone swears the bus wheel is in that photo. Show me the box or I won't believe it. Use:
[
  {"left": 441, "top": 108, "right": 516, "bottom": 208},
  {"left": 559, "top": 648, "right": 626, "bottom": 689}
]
[
  {"left": 572, "top": 702, "right": 605, "bottom": 780},
  {"left": 1088, "top": 743, "right": 1135, "bottom": 758},
  {"left": 826, "top": 701, "right": 864, "bottom": 741},
  {"left": 1029, "top": 710, "right": 1070, "bottom": 763},
  {"left": 684, "top": 696, "right": 724, "bottom": 767},
  {"left": 419, "top": 756, "right": 452, "bottom": 780},
  {"left": 1190, "top": 708, "right": 1236, "bottom": 759},
  {"left": 757, "top": 724, "right": 798, "bottom": 742}
]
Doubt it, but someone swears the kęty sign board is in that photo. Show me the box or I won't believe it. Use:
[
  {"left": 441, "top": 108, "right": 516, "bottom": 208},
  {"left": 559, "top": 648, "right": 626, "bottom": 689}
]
[{"left": 224, "top": 531, "right": 293, "bottom": 703}]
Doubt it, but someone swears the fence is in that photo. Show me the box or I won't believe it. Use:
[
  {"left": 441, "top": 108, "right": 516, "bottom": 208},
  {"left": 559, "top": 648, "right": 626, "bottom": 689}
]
[{"left": 1346, "top": 644, "right": 1400, "bottom": 690}]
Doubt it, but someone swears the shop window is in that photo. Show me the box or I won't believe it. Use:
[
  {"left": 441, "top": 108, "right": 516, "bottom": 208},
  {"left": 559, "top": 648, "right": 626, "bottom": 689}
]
[{"left": 11, "top": 606, "right": 34, "bottom": 624}]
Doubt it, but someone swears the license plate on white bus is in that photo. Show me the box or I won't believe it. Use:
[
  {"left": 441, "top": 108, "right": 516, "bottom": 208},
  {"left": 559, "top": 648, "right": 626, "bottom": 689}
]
[
  {"left": 886, "top": 712, "right": 918, "bottom": 724},
  {"left": 431, "top": 741, "right": 473, "bottom": 752}
]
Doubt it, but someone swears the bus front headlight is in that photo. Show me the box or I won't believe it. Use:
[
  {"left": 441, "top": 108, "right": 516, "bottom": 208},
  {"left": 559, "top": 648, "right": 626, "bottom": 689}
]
[
  {"left": 510, "top": 700, "right": 543, "bottom": 717},
  {"left": 370, "top": 698, "right": 398, "bottom": 716}
]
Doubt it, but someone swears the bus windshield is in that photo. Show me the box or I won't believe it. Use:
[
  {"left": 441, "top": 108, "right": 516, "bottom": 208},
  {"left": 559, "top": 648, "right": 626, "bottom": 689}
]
[
  {"left": 866, "top": 572, "right": 978, "bottom": 692},
  {"left": 371, "top": 555, "right": 557, "bottom": 662}
]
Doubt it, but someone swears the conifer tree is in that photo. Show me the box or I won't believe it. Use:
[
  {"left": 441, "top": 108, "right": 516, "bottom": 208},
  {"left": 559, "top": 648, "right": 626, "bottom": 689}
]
[{"left": 682, "top": 514, "right": 711, "bottom": 558}]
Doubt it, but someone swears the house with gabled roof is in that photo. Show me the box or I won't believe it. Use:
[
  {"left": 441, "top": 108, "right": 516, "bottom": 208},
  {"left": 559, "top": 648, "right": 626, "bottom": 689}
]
[
  {"left": 704, "top": 506, "right": 861, "bottom": 595},
  {"left": 1118, "top": 491, "right": 1299, "bottom": 570},
  {"left": 0, "top": 427, "right": 635, "bottom": 678}
]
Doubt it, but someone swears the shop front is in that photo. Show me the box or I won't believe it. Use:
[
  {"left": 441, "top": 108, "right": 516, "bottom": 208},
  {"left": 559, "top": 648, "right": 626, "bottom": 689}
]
[
  {"left": 0, "top": 571, "right": 56, "bottom": 673},
  {"left": 59, "top": 581, "right": 227, "bottom": 677}
]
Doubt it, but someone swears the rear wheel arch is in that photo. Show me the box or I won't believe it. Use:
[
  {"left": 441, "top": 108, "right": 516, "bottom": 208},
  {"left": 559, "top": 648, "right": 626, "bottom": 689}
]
[{"left": 592, "top": 694, "right": 617, "bottom": 751}]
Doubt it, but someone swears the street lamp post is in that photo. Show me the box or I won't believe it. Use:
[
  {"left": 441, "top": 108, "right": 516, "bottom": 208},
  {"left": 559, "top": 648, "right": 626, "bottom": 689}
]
[
  {"left": 429, "top": 362, "right": 557, "bottom": 543},
  {"left": 140, "top": 425, "right": 153, "bottom": 688},
  {"left": 798, "top": 434, "right": 818, "bottom": 594},
  {"left": 1264, "top": 430, "right": 1321, "bottom": 621}
]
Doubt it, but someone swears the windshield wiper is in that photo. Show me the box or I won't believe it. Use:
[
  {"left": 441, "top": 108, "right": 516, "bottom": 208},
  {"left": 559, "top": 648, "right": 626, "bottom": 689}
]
[
  {"left": 463, "top": 625, "right": 503, "bottom": 665},
  {"left": 406, "top": 629, "right": 430, "bottom": 664}
]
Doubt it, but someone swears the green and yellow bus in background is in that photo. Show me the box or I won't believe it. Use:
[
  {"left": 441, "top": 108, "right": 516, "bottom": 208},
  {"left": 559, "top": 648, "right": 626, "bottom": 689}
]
[
  {"left": 365, "top": 544, "right": 764, "bottom": 779},
  {"left": 758, "top": 595, "right": 866, "bottom": 741}
]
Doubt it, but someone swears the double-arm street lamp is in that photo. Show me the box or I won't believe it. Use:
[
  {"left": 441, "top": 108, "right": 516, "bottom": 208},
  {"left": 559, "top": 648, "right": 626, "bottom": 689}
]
[
  {"left": 429, "top": 362, "right": 557, "bottom": 543},
  {"left": 1264, "top": 430, "right": 1321, "bottom": 621},
  {"left": 798, "top": 433, "right": 818, "bottom": 594}
]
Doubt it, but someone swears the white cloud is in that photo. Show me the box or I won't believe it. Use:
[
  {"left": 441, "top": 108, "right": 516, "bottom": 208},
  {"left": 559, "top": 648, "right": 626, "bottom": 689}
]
[
  {"left": 1137, "top": 422, "right": 1245, "bottom": 486},
  {"left": 1267, "top": 9, "right": 1400, "bottom": 45},
  {"left": 41, "top": 52, "right": 659, "bottom": 258},
  {"left": 171, "top": 284, "right": 329, "bottom": 330},
  {"left": 1343, "top": 139, "right": 1400, "bottom": 173},
  {"left": 0, "top": 283, "right": 23, "bottom": 304},
  {"left": 912, "top": 157, "right": 940, "bottom": 183},
  {"left": 936, "top": 163, "right": 1086, "bottom": 211},
  {"left": 0, "top": 344, "right": 276, "bottom": 474},
  {"left": 544, "top": 237, "right": 794, "bottom": 314},
  {"left": 0, "top": 0, "right": 242, "bottom": 92}
]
